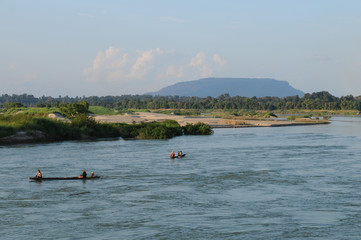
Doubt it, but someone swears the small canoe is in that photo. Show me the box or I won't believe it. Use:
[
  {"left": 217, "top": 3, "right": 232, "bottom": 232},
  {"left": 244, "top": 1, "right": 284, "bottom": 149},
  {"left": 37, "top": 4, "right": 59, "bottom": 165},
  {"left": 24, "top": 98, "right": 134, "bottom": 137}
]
[
  {"left": 171, "top": 154, "right": 186, "bottom": 158},
  {"left": 29, "top": 176, "right": 100, "bottom": 181}
]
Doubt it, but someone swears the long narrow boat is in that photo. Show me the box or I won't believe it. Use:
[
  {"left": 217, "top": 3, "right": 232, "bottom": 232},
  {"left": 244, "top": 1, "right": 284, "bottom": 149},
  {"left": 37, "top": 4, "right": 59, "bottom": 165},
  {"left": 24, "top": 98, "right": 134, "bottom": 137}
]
[{"left": 29, "top": 176, "right": 100, "bottom": 181}]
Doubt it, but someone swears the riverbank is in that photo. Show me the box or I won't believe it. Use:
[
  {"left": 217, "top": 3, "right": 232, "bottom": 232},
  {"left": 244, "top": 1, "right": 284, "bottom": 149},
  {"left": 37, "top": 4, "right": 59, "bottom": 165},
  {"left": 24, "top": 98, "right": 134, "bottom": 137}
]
[
  {"left": 94, "top": 112, "right": 330, "bottom": 128},
  {"left": 0, "top": 113, "right": 212, "bottom": 145},
  {"left": 0, "top": 111, "right": 329, "bottom": 145}
]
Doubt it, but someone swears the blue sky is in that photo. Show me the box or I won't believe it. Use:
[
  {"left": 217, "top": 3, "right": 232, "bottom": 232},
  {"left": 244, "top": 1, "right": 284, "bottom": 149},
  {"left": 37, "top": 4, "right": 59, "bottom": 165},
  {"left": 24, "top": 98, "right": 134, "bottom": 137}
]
[{"left": 1, "top": 0, "right": 361, "bottom": 97}]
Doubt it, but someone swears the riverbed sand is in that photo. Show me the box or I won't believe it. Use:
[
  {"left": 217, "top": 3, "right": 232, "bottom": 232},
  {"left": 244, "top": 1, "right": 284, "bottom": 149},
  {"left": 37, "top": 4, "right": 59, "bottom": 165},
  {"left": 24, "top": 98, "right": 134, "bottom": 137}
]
[{"left": 94, "top": 112, "right": 328, "bottom": 128}]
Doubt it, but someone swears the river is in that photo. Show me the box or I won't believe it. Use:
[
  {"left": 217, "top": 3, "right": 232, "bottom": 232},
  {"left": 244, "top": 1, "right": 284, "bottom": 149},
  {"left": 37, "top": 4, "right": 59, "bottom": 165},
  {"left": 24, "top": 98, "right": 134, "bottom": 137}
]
[{"left": 1, "top": 116, "right": 361, "bottom": 239}]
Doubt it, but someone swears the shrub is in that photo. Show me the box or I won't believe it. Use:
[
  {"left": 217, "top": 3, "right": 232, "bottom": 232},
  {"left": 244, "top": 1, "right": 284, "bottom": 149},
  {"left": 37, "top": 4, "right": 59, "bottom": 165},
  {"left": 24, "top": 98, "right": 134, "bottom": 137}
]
[
  {"left": 0, "top": 126, "right": 16, "bottom": 138},
  {"left": 162, "top": 120, "right": 183, "bottom": 137},
  {"left": 20, "top": 117, "right": 78, "bottom": 140},
  {"left": 182, "top": 122, "right": 213, "bottom": 135},
  {"left": 287, "top": 115, "right": 296, "bottom": 120},
  {"left": 1, "top": 113, "right": 213, "bottom": 143},
  {"left": 116, "top": 123, "right": 138, "bottom": 139},
  {"left": 138, "top": 125, "right": 168, "bottom": 139},
  {"left": 264, "top": 112, "right": 278, "bottom": 118}
]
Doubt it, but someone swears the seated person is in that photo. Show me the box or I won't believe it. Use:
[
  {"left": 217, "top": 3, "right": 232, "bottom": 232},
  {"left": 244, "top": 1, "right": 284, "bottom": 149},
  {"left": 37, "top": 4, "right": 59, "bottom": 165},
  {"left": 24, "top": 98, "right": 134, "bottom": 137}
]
[
  {"left": 79, "top": 170, "right": 87, "bottom": 178},
  {"left": 35, "top": 169, "right": 42, "bottom": 178}
]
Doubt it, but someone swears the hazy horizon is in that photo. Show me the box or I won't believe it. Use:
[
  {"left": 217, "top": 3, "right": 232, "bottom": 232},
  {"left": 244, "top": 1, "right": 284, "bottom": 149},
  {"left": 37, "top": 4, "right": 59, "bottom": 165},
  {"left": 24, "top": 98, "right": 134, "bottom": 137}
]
[{"left": 1, "top": 0, "right": 361, "bottom": 97}]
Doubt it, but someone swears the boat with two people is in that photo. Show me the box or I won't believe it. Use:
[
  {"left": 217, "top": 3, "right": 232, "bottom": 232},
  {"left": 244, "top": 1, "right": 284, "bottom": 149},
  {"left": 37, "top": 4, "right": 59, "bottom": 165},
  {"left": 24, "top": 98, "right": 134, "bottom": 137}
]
[
  {"left": 170, "top": 151, "right": 186, "bottom": 159},
  {"left": 29, "top": 169, "right": 100, "bottom": 181}
]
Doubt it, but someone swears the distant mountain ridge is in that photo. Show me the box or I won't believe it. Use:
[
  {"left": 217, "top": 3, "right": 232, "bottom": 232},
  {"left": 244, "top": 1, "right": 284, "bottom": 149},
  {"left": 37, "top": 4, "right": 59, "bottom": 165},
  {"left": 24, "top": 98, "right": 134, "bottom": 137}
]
[{"left": 147, "top": 78, "right": 304, "bottom": 98}]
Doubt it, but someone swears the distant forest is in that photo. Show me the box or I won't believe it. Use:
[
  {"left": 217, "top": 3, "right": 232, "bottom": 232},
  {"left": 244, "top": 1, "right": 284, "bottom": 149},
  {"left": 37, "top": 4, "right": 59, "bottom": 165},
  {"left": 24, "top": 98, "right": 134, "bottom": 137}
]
[{"left": 1, "top": 92, "right": 361, "bottom": 112}]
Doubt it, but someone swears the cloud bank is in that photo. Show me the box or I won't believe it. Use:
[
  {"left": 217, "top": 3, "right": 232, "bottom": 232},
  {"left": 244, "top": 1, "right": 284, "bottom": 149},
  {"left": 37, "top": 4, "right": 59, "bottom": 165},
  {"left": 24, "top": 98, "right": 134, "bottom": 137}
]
[{"left": 83, "top": 47, "right": 227, "bottom": 93}]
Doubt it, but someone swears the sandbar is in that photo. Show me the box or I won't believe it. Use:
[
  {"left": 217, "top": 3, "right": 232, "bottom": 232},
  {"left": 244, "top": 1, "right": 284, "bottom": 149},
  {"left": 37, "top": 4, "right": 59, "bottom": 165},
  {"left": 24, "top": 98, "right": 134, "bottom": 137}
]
[{"left": 94, "top": 112, "right": 329, "bottom": 128}]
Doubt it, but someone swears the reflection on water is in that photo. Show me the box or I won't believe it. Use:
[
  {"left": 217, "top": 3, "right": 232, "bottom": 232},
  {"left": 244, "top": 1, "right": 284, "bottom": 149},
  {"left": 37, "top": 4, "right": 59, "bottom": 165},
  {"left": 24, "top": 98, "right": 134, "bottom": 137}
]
[{"left": 1, "top": 117, "right": 361, "bottom": 239}]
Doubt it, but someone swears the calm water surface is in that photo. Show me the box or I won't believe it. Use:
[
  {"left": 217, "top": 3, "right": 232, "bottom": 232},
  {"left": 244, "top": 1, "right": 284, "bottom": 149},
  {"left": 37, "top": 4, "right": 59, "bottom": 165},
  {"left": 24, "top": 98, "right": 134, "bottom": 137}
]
[{"left": 1, "top": 117, "right": 361, "bottom": 239}]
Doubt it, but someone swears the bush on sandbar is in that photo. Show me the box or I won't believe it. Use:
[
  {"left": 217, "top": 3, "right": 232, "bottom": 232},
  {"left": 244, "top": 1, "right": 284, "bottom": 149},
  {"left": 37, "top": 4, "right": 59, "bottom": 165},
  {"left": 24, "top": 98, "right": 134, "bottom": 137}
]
[
  {"left": 0, "top": 113, "right": 213, "bottom": 142},
  {"left": 182, "top": 122, "right": 213, "bottom": 135}
]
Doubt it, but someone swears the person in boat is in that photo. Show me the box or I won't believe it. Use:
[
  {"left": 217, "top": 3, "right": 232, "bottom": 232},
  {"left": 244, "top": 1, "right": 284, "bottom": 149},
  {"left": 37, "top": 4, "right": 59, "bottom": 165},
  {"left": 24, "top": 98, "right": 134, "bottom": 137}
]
[
  {"left": 35, "top": 169, "right": 42, "bottom": 179},
  {"left": 170, "top": 151, "right": 175, "bottom": 158},
  {"left": 79, "top": 170, "right": 87, "bottom": 178},
  {"left": 90, "top": 172, "right": 94, "bottom": 177},
  {"left": 177, "top": 151, "right": 183, "bottom": 157}
]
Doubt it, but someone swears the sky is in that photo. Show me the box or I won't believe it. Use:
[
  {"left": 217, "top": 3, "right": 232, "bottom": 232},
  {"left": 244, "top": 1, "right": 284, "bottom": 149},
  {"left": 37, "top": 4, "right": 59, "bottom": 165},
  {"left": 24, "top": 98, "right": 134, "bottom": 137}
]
[{"left": 1, "top": 0, "right": 361, "bottom": 97}]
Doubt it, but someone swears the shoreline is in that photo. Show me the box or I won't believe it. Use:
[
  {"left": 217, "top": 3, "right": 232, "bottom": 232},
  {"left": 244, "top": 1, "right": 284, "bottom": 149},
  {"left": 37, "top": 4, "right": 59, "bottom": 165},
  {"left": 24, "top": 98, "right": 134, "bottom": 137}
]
[{"left": 0, "top": 112, "right": 329, "bottom": 145}]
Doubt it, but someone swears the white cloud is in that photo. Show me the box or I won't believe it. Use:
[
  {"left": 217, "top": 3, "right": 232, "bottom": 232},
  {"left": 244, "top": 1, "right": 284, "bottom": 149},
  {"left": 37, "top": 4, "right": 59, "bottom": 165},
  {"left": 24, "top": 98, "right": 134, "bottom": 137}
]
[
  {"left": 213, "top": 54, "right": 226, "bottom": 66},
  {"left": 130, "top": 48, "right": 163, "bottom": 79},
  {"left": 83, "top": 46, "right": 128, "bottom": 82},
  {"left": 200, "top": 65, "right": 213, "bottom": 77},
  {"left": 190, "top": 52, "right": 215, "bottom": 77},
  {"left": 190, "top": 52, "right": 205, "bottom": 67},
  {"left": 84, "top": 47, "right": 167, "bottom": 82},
  {"left": 83, "top": 47, "right": 227, "bottom": 93},
  {"left": 158, "top": 65, "right": 184, "bottom": 79}
]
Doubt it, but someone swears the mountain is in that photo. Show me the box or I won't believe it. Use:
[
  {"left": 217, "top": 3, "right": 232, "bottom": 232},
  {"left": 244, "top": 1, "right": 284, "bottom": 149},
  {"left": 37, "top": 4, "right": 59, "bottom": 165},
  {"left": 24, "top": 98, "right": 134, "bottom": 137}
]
[{"left": 147, "top": 78, "right": 304, "bottom": 98}]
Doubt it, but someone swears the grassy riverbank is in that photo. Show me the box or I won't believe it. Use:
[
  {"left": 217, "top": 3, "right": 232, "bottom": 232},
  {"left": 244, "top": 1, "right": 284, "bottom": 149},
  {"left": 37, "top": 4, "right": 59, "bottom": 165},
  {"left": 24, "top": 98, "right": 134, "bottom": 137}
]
[
  {"left": 0, "top": 106, "right": 330, "bottom": 144},
  {"left": 0, "top": 112, "right": 213, "bottom": 144}
]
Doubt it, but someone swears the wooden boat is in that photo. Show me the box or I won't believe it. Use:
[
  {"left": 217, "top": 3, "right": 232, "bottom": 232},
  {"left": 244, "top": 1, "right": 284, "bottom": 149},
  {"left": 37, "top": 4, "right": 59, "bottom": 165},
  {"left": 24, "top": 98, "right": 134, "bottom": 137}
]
[
  {"left": 29, "top": 176, "right": 100, "bottom": 181},
  {"left": 171, "top": 154, "right": 186, "bottom": 159}
]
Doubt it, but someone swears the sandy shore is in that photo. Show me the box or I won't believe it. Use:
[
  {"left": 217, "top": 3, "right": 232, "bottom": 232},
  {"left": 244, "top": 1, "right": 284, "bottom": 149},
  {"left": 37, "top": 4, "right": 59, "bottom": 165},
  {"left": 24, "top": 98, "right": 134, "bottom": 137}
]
[{"left": 94, "top": 112, "right": 329, "bottom": 128}]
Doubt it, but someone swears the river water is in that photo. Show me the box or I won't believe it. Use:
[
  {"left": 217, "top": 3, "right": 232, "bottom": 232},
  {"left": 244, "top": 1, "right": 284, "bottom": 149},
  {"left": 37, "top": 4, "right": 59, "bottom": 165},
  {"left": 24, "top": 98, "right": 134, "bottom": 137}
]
[{"left": 1, "top": 117, "right": 361, "bottom": 239}]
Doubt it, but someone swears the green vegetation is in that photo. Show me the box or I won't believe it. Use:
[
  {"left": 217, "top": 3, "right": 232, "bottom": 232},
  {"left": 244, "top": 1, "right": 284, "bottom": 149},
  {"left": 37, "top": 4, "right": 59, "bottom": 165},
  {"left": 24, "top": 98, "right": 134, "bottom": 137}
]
[
  {"left": 1, "top": 105, "right": 58, "bottom": 115},
  {"left": 119, "top": 120, "right": 184, "bottom": 139},
  {"left": 287, "top": 115, "right": 311, "bottom": 121},
  {"left": 0, "top": 125, "right": 16, "bottom": 138},
  {"left": 58, "top": 101, "right": 89, "bottom": 118},
  {"left": 2, "top": 91, "right": 360, "bottom": 115},
  {"left": 263, "top": 112, "right": 278, "bottom": 118},
  {"left": 2, "top": 90, "right": 360, "bottom": 143},
  {"left": 183, "top": 122, "right": 213, "bottom": 135},
  {"left": 0, "top": 113, "right": 109, "bottom": 140},
  {"left": 0, "top": 102, "right": 213, "bottom": 143},
  {"left": 0, "top": 114, "right": 212, "bottom": 141}
]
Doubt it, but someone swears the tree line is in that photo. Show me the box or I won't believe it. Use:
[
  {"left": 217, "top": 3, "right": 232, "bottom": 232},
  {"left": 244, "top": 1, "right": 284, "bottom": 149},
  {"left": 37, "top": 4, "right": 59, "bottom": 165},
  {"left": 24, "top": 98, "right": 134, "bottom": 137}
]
[{"left": 1, "top": 92, "right": 361, "bottom": 112}]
